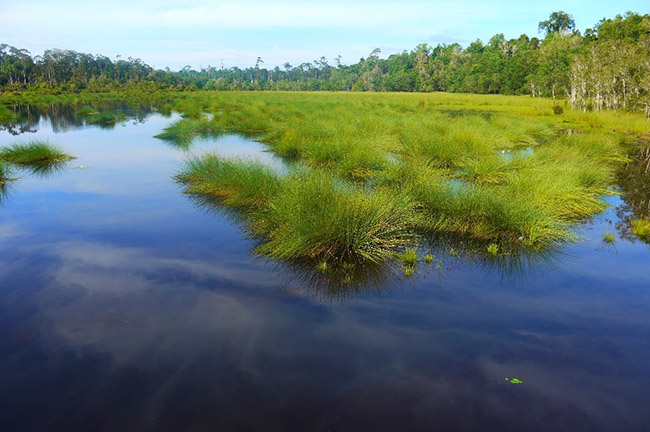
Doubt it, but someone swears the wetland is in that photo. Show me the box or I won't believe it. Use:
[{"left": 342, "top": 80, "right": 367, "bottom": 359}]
[{"left": 1, "top": 93, "right": 649, "bottom": 431}]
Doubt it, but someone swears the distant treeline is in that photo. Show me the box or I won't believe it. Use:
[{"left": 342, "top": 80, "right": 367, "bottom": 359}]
[{"left": 1, "top": 11, "right": 649, "bottom": 115}]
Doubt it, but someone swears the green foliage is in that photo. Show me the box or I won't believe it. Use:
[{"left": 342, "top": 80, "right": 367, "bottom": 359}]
[
  {"left": 505, "top": 377, "right": 524, "bottom": 384},
  {"left": 401, "top": 248, "right": 418, "bottom": 266},
  {"left": 0, "top": 160, "right": 12, "bottom": 184},
  {"left": 1, "top": 11, "right": 649, "bottom": 115},
  {"left": 538, "top": 11, "right": 576, "bottom": 35},
  {"left": 1, "top": 140, "right": 74, "bottom": 164},
  {"left": 487, "top": 243, "right": 499, "bottom": 256},
  {"left": 631, "top": 219, "right": 650, "bottom": 241},
  {"left": 423, "top": 253, "right": 434, "bottom": 264},
  {"left": 154, "top": 118, "right": 218, "bottom": 148},
  {"left": 603, "top": 232, "right": 616, "bottom": 243},
  {"left": 87, "top": 111, "right": 126, "bottom": 125},
  {"left": 172, "top": 91, "right": 634, "bottom": 265}
]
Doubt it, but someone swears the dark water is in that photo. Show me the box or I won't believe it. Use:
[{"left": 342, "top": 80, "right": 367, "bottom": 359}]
[{"left": 1, "top": 105, "right": 650, "bottom": 432}]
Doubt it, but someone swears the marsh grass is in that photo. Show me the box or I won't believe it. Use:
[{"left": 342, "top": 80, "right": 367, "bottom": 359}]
[
  {"left": 155, "top": 118, "right": 219, "bottom": 148},
  {"left": 631, "top": 219, "right": 650, "bottom": 241},
  {"left": 0, "top": 160, "right": 14, "bottom": 185},
  {"left": 603, "top": 232, "right": 616, "bottom": 243},
  {"left": 6, "top": 91, "right": 637, "bottom": 267},
  {"left": 1, "top": 141, "right": 75, "bottom": 165},
  {"left": 87, "top": 111, "right": 127, "bottom": 125},
  {"left": 0, "top": 104, "right": 16, "bottom": 120},
  {"left": 75, "top": 105, "right": 98, "bottom": 117},
  {"left": 169, "top": 91, "right": 639, "bottom": 266}
]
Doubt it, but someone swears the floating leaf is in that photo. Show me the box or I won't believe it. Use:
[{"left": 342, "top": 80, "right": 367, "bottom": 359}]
[{"left": 505, "top": 377, "right": 523, "bottom": 384}]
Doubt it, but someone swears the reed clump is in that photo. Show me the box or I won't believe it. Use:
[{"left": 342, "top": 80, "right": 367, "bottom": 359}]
[
  {"left": 155, "top": 118, "right": 219, "bottom": 148},
  {"left": 1, "top": 141, "right": 75, "bottom": 165}
]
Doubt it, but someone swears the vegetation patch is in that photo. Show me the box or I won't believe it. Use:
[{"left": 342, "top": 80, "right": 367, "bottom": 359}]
[
  {"left": 631, "top": 219, "right": 650, "bottom": 241},
  {"left": 155, "top": 117, "right": 219, "bottom": 149},
  {"left": 1, "top": 140, "right": 75, "bottom": 165},
  {"left": 171, "top": 92, "right": 635, "bottom": 267}
]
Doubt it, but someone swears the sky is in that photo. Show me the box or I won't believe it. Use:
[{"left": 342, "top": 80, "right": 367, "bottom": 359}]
[{"left": 1, "top": 0, "right": 647, "bottom": 70}]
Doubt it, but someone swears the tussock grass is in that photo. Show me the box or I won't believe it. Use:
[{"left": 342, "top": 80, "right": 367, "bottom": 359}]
[
  {"left": 631, "top": 219, "right": 650, "bottom": 241},
  {"left": 1, "top": 141, "right": 75, "bottom": 165},
  {"left": 87, "top": 111, "right": 126, "bottom": 125},
  {"left": 172, "top": 91, "right": 634, "bottom": 263},
  {"left": 177, "top": 154, "right": 281, "bottom": 211},
  {"left": 155, "top": 118, "right": 219, "bottom": 148},
  {"left": 6, "top": 90, "right": 635, "bottom": 266}
]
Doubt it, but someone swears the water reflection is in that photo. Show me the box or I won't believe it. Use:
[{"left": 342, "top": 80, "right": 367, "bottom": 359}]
[
  {"left": 0, "top": 100, "right": 161, "bottom": 136},
  {"left": 616, "top": 145, "right": 650, "bottom": 243},
  {"left": 1, "top": 104, "right": 650, "bottom": 431}
]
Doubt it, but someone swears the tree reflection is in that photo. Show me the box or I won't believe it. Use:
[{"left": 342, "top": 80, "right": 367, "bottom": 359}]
[{"left": 616, "top": 145, "right": 650, "bottom": 243}]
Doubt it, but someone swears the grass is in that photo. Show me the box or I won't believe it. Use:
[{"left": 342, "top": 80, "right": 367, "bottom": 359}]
[
  {"left": 0, "top": 160, "right": 13, "bottom": 185},
  {"left": 4, "top": 90, "right": 642, "bottom": 268},
  {"left": 603, "top": 232, "right": 616, "bottom": 243},
  {"left": 167, "top": 91, "right": 641, "bottom": 265},
  {"left": 401, "top": 248, "right": 418, "bottom": 266},
  {"left": 631, "top": 219, "right": 650, "bottom": 241},
  {"left": 87, "top": 111, "right": 127, "bottom": 125},
  {"left": 154, "top": 118, "right": 219, "bottom": 149},
  {"left": 1, "top": 141, "right": 75, "bottom": 165},
  {"left": 177, "top": 160, "right": 418, "bottom": 264}
]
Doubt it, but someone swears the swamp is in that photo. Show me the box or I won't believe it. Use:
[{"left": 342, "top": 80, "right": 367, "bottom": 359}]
[{"left": 0, "top": 91, "right": 649, "bottom": 431}]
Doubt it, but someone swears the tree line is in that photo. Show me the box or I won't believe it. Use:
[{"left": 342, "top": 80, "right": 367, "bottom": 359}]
[{"left": 1, "top": 11, "right": 649, "bottom": 115}]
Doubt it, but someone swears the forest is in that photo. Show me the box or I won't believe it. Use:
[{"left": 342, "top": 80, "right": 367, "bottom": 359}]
[{"left": 1, "top": 11, "right": 649, "bottom": 115}]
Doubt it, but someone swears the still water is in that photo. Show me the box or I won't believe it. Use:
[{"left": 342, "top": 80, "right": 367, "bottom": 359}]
[{"left": 1, "top": 104, "right": 649, "bottom": 431}]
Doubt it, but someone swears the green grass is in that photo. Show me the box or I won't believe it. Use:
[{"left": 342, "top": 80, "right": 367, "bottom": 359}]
[
  {"left": 603, "top": 232, "right": 616, "bottom": 243},
  {"left": 631, "top": 219, "right": 650, "bottom": 241},
  {"left": 154, "top": 118, "right": 219, "bottom": 148},
  {"left": 0, "top": 160, "right": 13, "bottom": 184},
  {"left": 167, "top": 91, "right": 641, "bottom": 266},
  {"left": 401, "top": 248, "right": 418, "bottom": 266},
  {"left": 87, "top": 111, "right": 127, "bottom": 125},
  {"left": 4, "top": 90, "right": 642, "bottom": 268},
  {"left": 0, "top": 104, "right": 16, "bottom": 120},
  {"left": 1, "top": 141, "right": 75, "bottom": 165}
]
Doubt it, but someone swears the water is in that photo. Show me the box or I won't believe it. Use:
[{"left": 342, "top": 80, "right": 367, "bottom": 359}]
[{"left": 1, "top": 106, "right": 650, "bottom": 431}]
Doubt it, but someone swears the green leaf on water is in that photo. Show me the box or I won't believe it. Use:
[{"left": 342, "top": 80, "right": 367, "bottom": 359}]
[{"left": 505, "top": 377, "right": 523, "bottom": 384}]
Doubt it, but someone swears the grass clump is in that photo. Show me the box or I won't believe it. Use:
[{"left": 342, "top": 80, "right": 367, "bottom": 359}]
[
  {"left": 75, "top": 105, "right": 98, "bottom": 117},
  {"left": 162, "top": 91, "right": 639, "bottom": 268},
  {"left": 155, "top": 118, "right": 218, "bottom": 148},
  {"left": 176, "top": 154, "right": 281, "bottom": 211},
  {"left": 87, "top": 111, "right": 127, "bottom": 125},
  {"left": 258, "top": 172, "right": 417, "bottom": 264},
  {"left": 1, "top": 141, "right": 75, "bottom": 165},
  {"left": 178, "top": 161, "right": 418, "bottom": 264},
  {"left": 631, "top": 219, "right": 650, "bottom": 241},
  {"left": 401, "top": 248, "right": 418, "bottom": 266},
  {"left": 423, "top": 253, "right": 434, "bottom": 264},
  {"left": 603, "top": 232, "right": 616, "bottom": 243}
]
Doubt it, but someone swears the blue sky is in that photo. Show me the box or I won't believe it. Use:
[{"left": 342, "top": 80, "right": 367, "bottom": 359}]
[{"left": 1, "top": 1, "right": 647, "bottom": 70}]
